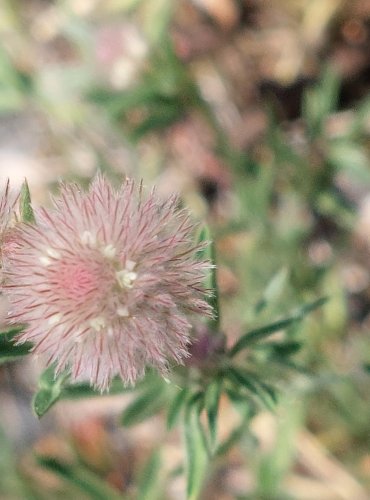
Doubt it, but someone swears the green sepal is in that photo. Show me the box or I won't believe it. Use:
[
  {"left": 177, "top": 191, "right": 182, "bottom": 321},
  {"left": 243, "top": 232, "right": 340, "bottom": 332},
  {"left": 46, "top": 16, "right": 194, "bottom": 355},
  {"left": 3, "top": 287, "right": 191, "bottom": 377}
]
[{"left": 19, "top": 179, "right": 35, "bottom": 223}]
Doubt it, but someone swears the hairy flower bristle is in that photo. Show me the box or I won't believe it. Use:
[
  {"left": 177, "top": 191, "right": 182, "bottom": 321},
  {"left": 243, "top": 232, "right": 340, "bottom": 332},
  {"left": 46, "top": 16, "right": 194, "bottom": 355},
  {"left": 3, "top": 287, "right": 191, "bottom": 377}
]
[{"left": 2, "top": 175, "right": 212, "bottom": 390}]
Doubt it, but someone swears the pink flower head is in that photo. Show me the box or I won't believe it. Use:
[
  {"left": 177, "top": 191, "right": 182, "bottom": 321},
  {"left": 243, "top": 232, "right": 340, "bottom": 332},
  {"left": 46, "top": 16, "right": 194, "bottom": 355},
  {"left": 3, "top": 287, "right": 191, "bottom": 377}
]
[{"left": 3, "top": 175, "right": 212, "bottom": 390}]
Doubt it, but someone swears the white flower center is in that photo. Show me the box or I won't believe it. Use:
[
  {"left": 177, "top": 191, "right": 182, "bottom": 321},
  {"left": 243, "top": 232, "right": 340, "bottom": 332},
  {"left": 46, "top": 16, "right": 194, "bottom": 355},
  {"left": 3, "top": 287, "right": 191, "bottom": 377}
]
[
  {"left": 117, "top": 306, "right": 129, "bottom": 317},
  {"left": 39, "top": 256, "right": 52, "bottom": 266},
  {"left": 40, "top": 247, "right": 61, "bottom": 267},
  {"left": 125, "top": 259, "right": 136, "bottom": 271},
  {"left": 48, "top": 313, "right": 62, "bottom": 325},
  {"left": 102, "top": 244, "right": 116, "bottom": 259},
  {"left": 90, "top": 316, "right": 106, "bottom": 331},
  {"left": 116, "top": 269, "right": 137, "bottom": 289},
  {"left": 46, "top": 247, "right": 61, "bottom": 259},
  {"left": 80, "top": 231, "right": 97, "bottom": 247}
]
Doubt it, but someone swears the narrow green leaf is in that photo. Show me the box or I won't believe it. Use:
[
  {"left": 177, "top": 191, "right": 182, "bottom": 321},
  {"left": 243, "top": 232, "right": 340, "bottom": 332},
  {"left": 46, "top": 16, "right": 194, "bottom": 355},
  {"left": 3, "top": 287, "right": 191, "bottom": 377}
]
[
  {"left": 0, "top": 326, "right": 24, "bottom": 337},
  {"left": 329, "top": 141, "right": 370, "bottom": 183},
  {"left": 256, "top": 380, "right": 278, "bottom": 409},
  {"left": 269, "top": 341, "right": 302, "bottom": 357},
  {"left": 229, "top": 297, "right": 327, "bottom": 356},
  {"left": 36, "top": 456, "right": 124, "bottom": 500},
  {"left": 137, "top": 450, "right": 162, "bottom": 500},
  {"left": 188, "top": 390, "right": 206, "bottom": 413},
  {"left": 59, "top": 370, "right": 160, "bottom": 400},
  {"left": 121, "top": 385, "right": 166, "bottom": 427},
  {"left": 33, "top": 366, "right": 69, "bottom": 418},
  {"left": 0, "top": 344, "right": 31, "bottom": 364},
  {"left": 273, "top": 359, "right": 310, "bottom": 374},
  {"left": 142, "top": 0, "right": 175, "bottom": 46},
  {"left": 60, "top": 377, "right": 129, "bottom": 399},
  {"left": 229, "top": 317, "right": 298, "bottom": 357},
  {"left": 227, "top": 367, "right": 277, "bottom": 411},
  {"left": 0, "top": 327, "right": 30, "bottom": 365},
  {"left": 204, "top": 379, "right": 222, "bottom": 447},
  {"left": 88, "top": 83, "right": 159, "bottom": 118},
  {"left": 184, "top": 403, "right": 208, "bottom": 500},
  {"left": 195, "top": 225, "right": 211, "bottom": 261},
  {"left": 319, "top": 66, "right": 340, "bottom": 114},
  {"left": 37, "top": 365, "right": 56, "bottom": 388},
  {"left": 33, "top": 389, "right": 59, "bottom": 418},
  {"left": 131, "top": 104, "right": 182, "bottom": 141},
  {"left": 298, "top": 297, "right": 328, "bottom": 316},
  {"left": 253, "top": 340, "right": 303, "bottom": 358},
  {"left": 303, "top": 67, "right": 340, "bottom": 137},
  {"left": 19, "top": 179, "right": 35, "bottom": 223},
  {"left": 166, "top": 386, "right": 189, "bottom": 429},
  {"left": 225, "top": 386, "right": 248, "bottom": 407},
  {"left": 227, "top": 367, "right": 258, "bottom": 395}
]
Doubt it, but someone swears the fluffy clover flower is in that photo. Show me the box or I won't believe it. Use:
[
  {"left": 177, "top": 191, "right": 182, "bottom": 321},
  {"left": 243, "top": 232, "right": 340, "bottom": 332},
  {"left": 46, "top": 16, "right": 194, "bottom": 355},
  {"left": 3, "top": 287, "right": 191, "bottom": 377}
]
[{"left": 3, "top": 175, "right": 212, "bottom": 390}]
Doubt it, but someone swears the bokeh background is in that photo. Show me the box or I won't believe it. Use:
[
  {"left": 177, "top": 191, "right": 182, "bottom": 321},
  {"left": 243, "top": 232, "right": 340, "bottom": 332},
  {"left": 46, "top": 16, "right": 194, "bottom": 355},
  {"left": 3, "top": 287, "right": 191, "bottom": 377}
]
[{"left": 1, "top": 0, "right": 370, "bottom": 498}]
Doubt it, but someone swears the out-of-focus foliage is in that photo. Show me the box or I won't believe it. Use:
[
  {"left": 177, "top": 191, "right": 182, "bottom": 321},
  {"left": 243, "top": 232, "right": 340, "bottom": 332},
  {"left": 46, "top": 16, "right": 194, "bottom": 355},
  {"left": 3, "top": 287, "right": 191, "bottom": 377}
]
[{"left": 1, "top": 0, "right": 370, "bottom": 499}]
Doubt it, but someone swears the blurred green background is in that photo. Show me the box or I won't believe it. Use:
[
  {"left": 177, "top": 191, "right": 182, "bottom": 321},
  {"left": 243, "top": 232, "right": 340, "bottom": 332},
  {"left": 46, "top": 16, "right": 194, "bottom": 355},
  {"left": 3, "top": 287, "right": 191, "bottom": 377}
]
[{"left": 0, "top": 0, "right": 370, "bottom": 498}]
